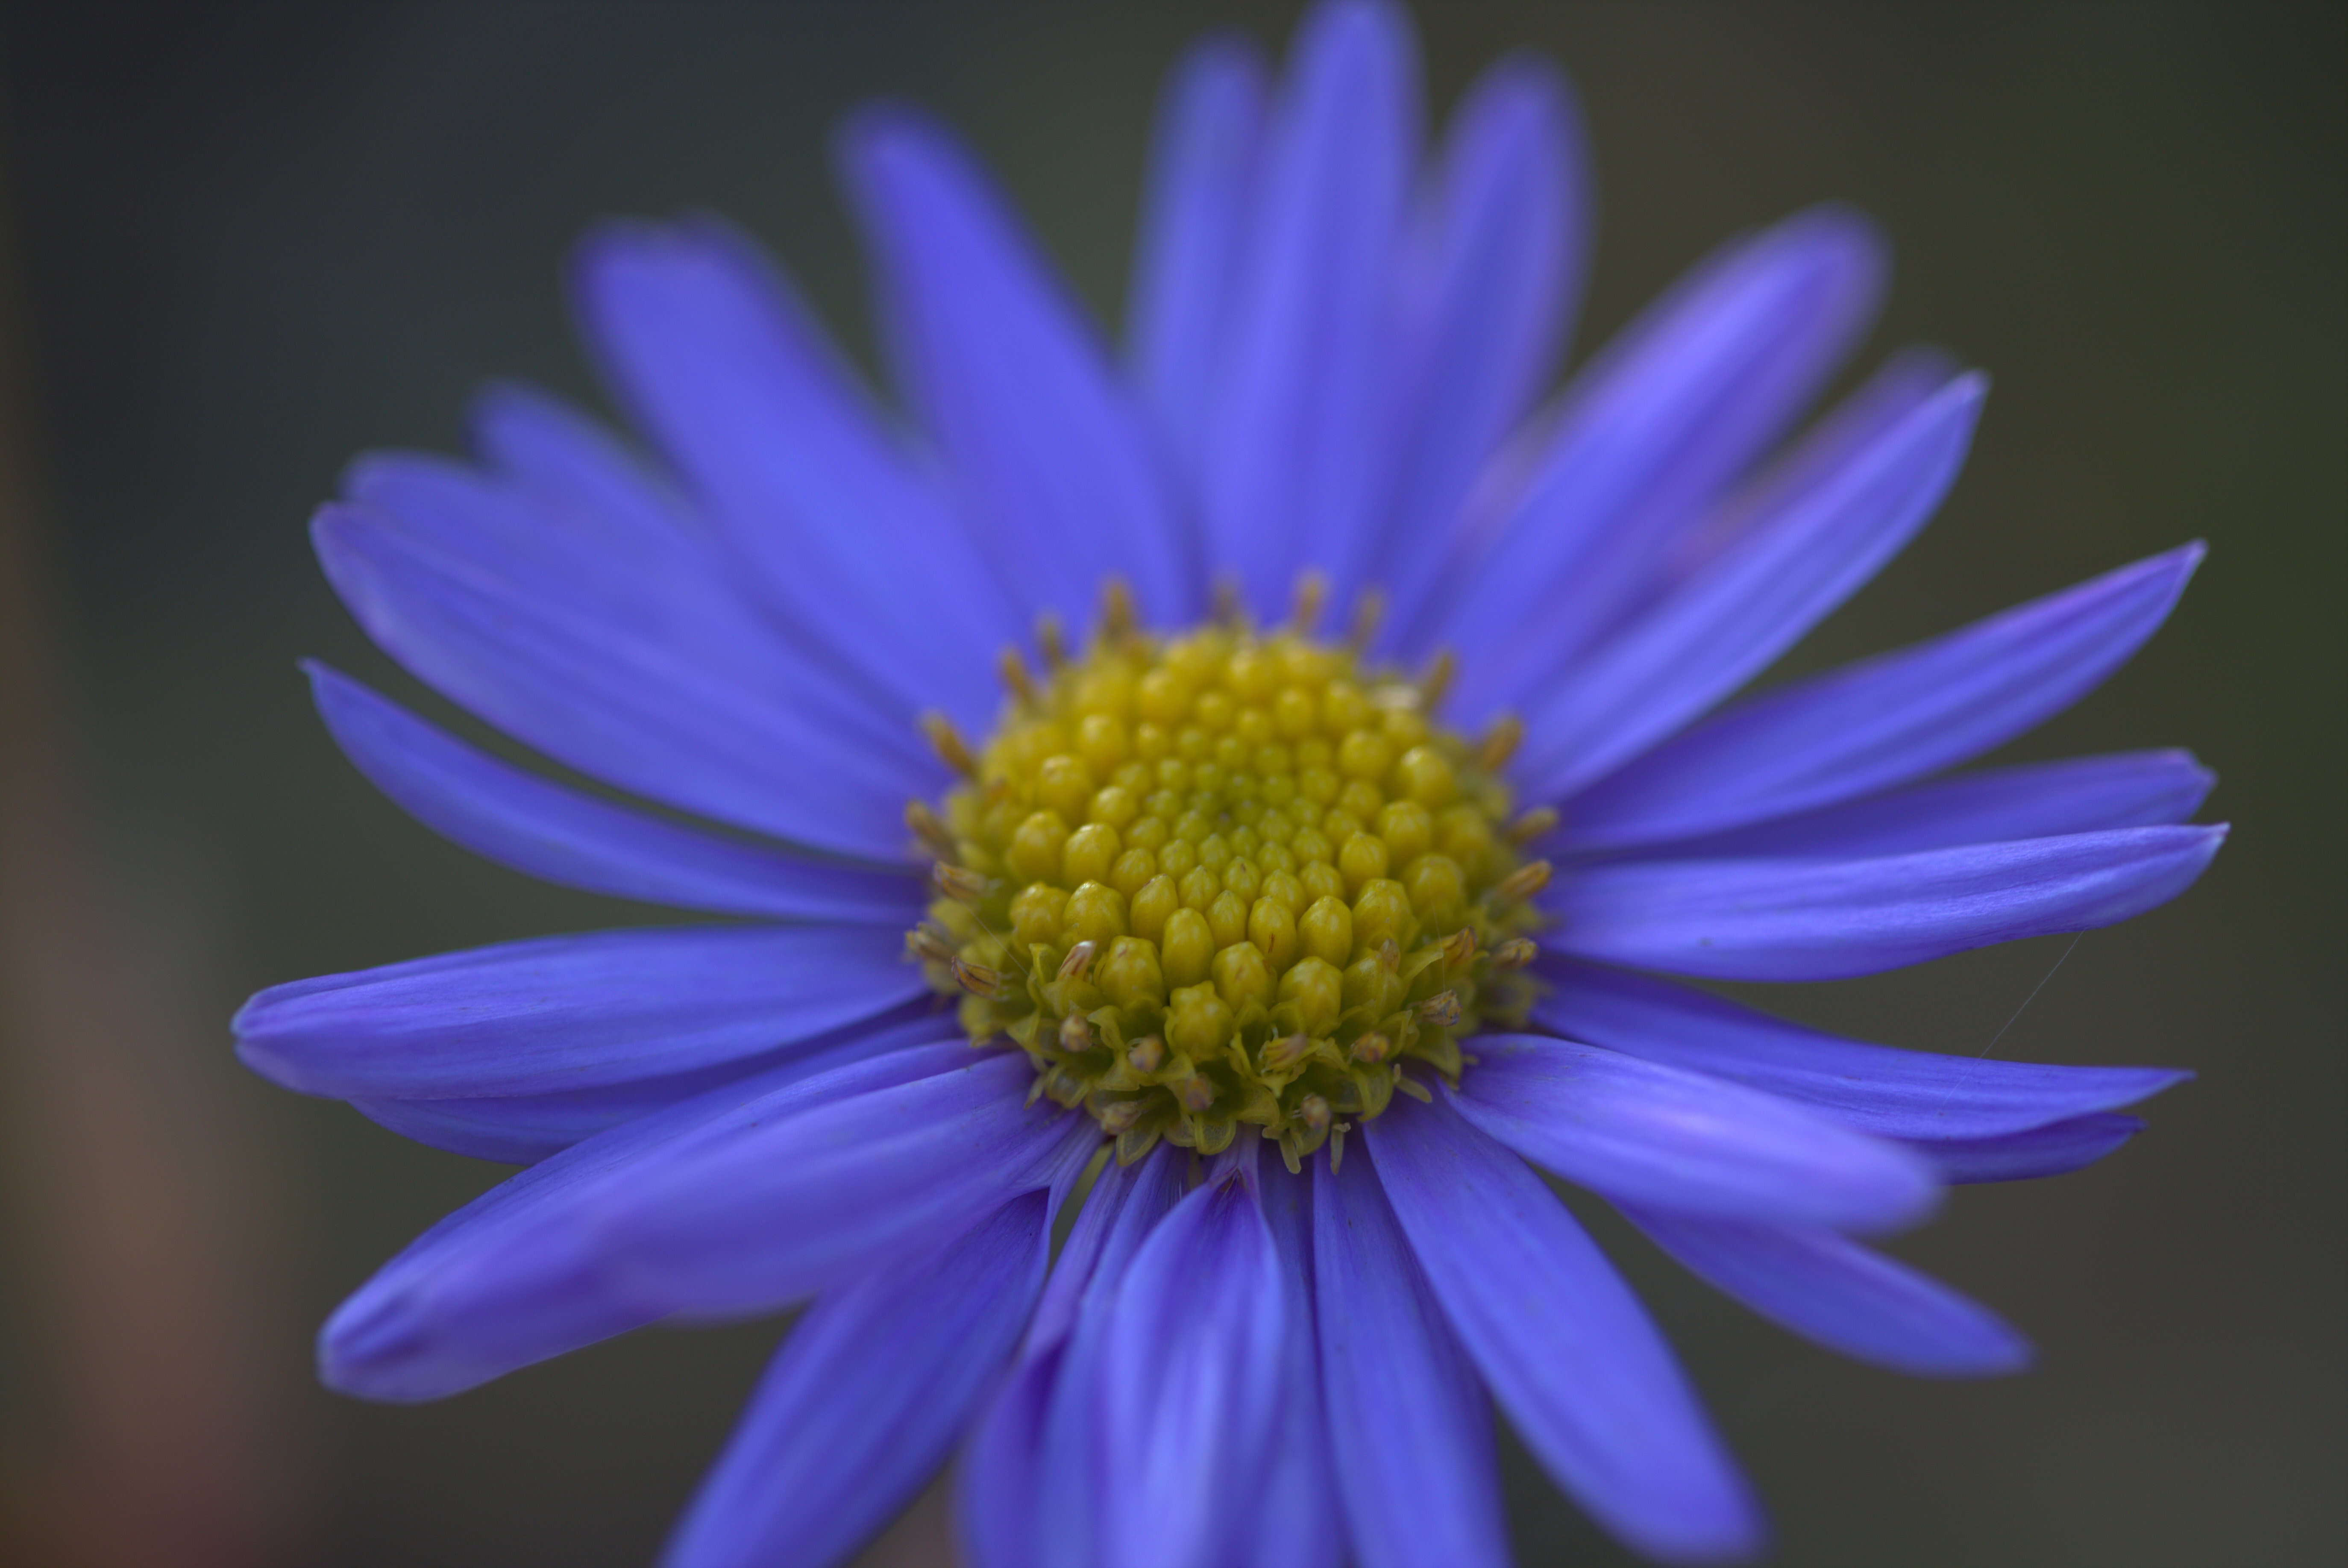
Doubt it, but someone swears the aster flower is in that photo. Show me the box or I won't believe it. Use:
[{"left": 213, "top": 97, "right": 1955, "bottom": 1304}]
[{"left": 234, "top": 3, "right": 2224, "bottom": 1564}]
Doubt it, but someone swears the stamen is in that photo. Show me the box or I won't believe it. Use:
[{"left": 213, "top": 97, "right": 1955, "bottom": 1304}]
[
  {"left": 1128, "top": 1035, "right": 1166, "bottom": 1075},
  {"left": 921, "top": 713, "right": 979, "bottom": 778},
  {"left": 1441, "top": 926, "right": 1477, "bottom": 969},
  {"left": 997, "top": 648, "right": 1038, "bottom": 706},
  {"left": 1059, "top": 1012, "right": 1095, "bottom": 1052},
  {"left": 905, "top": 800, "right": 956, "bottom": 860},
  {"left": 1419, "top": 989, "right": 1464, "bottom": 1028},
  {"left": 1057, "top": 940, "right": 1098, "bottom": 981},
  {"left": 1346, "top": 588, "right": 1386, "bottom": 651},
  {"left": 1494, "top": 859, "right": 1552, "bottom": 903},
  {"left": 1099, "top": 578, "right": 1137, "bottom": 644},
  {"left": 1290, "top": 571, "right": 1330, "bottom": 633},
  {"left": 1418, "top": 648, "right": 1457, "bottom": 710},
  {"left": 1493, "top": 937, "right": 1538, "bottom": 970},
  {"left": 906, "top": 924, "right": 956, "bottom": 964},
  {"left": 1476, "top": 714, "right": 1524, "bottom": 773},
  {"left": 1035, "top": 614, "right": 1069, "bottom": 671},
  {"left": 1507, "top": 805, "right": 1560, "bottom": 844},
  {"left": 933, "top": 862, "right": 988, "bottom": 902},
  {"left": 953, "top": 958, "right": 1009, "bottom": 999},
  {"left": 1351, "top": 1032, "right": 1393, "bottom": 1065}
]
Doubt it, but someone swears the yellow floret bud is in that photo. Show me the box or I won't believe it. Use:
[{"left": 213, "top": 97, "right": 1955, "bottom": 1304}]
[
  {"left": 1299, "top": 895, "right": 1354, "bottom": 968},
  {"left": 1248, "top": 896, "right": 1300, "bottom": 970},
  {"left": 1063, "top": 822, "right": 1121, "bottom": 887},
  {"left": 1161, "top": 907, "right": 1215, "bottom": 987},
  {"left": 1278, "top": 957, "right": 1344, "bottom": 1036},
  {"left": 1166, "top": 982, "right": 1234, "bottom": 1057},
  {"left": 1063, "top": 881, "right": 1128, "bottom": 945},
  {"left": 1130, "top": 874, "right": 1180, "bottom": 943},
  {"left": 1095, "top": 936, "right": 1165, "bottom": 1010},
  {"left": 1009, "top": 884, "right": 1067, "bottom": 949},
  {"left": 1338, "top": 830, "right": 1391, "bottom": 895},
  {"left": 1212, "top": 941, "right": 1274, "bottom": 1013},
  {"left": 1007, "top": 809, "right": 1068, "bottom": 884}
]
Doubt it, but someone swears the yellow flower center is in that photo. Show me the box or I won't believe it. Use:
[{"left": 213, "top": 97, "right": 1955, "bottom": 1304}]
[{"left": 907, "top": 581, "right": 1549, "bottom": 1172}]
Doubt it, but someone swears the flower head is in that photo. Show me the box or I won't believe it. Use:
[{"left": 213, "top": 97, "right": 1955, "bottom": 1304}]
[{"left": 236, "top": 3, "right": 2222, "bottom": 1563}]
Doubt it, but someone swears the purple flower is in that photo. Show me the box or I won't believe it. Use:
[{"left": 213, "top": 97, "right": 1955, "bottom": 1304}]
[{"left": 234, "top": 3, "right": 2222, "bottom": 1564}]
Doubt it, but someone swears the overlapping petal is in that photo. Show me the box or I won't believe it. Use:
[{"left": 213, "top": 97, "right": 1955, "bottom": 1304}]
[
  {"left": 1532, "top": 960, "right": 2190, "bottom": 1140},
  {"left": 307, "top": 664, "right": 922, "bottom": 923},
  {"left": 1621, "top": 1206, "right": 2031, "bottom": 1377},
  {"left": 1368, "top": 1094, "right": 1765, "bottom": 1563},
  {"left": 1247, "top": 1164, "right": 1343, "bottom": 1568},
  {"left": 571, "top": 218, "right": 1018, "bottom": 731},
  {"left": 1917, "top": 1113, "right": 2147, "bottom": 1183},
  {"left": 1449, "top": 1035, "right": 1940, "bottom": 1232},
  {"left": 1430, "top": 206, "right": 1887, "bottom": 707},
  {"left": 1546, "top": 825, "right": 2225, "bottom": 981},
  {"left": 1315, "top": 1145, "right": 1508, "bottom": 1568},
  {"left": 1563, "top": 544, "right": 2206, "bottom": 850},
  {"left": 1512, "top": 373, "right": 1985, "bottom": 802},
  {"left": 662, "top": 1192, "right": 1051, "bottom": 1568},
  {"left": 840, "top": 108, "right": 1193, "bottom": 625}
]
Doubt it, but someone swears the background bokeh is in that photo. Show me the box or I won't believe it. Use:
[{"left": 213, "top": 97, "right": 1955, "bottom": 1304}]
[{"left": 0, "top": 3, "right": 2338, "bottom": 1565}]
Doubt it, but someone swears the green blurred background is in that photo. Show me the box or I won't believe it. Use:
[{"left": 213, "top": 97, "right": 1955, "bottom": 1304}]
[{"left": 0, "top": 3, "right": 2338, "bottom": 1564}]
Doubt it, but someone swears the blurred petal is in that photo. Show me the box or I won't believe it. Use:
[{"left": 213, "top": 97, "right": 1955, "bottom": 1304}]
[
  {"left": 1126, "top": 33, "right": 1270, "bottom": 484},
  {"left": 1620, "top": 1206, "right": 2032, "bottom": 1377},
  {"left": 1097, "top": 1149, "right": 1291, "bottom": 1568},
  {"left": 234, "top": 924, "right": 920, "bottom": 1100},
  {"left": 1368, "top": 1094, "right": 1765, "bottom": 1563},
  {"left": 572, "top": 219, "right": 1018, "bottom": 731},
  {"left": 318, "top": 1042, "right": 972, "bottom": 1402},
  {"left": 1514, "top": 375, "right": 1986, "bottom": 802},
  {"left": 1450, "top": 1035, "right": 1940, "bottom": 1232},
  {"left": 1917, "top": 1113, "right": 2147, "bottom": 1183},
  {"left": 313, "top": 501, "right": 924, "bottom": 860},
  {"left": 1432, "top": 207, "right": 1886, "bottom": 708},
  {"left": 1533, "top": 959, "right": 2191, "bottom": 1140},
  {"left": 1638, "top": 749, "right": 2217, "bottom": 861},
  {"left": 1201, "top": 0, "right": 1419, "bottom": 614},
  {"left": 1564, "top": 544, "right": 2206, "bottom": 851},
  {"left": 840, "top": 108, "right": 1192, "bottom": 625},
  {"left": 662, "top": 1192, "right": 1051, "bottom": 1568},
  {"left": 307, "top": 663, "right": 922, "bottom": 922},
  {"left": 1314, "top": 1144, "right": 1507, "bottom": 1568},
  {"left": 1375, "top": 55, "right": 1588, "bottom": 641},
  {"left": 1245, "top": 1163, "right": 1342, "bottom": 1568},
  {"left": 1546, "top": 825, "right": 2227, "bottom": 981}
]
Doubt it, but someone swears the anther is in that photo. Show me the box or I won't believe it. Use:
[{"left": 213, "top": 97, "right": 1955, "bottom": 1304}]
[
  {"left": 1441, "top": 926, "right": 1477, "bottom": 969},
  {"left": 1099, "top": 578, "right": 1137, "bottom": 643},
  {"left": 921, "top": 713, "right": 979, "bottom": 778},
  {"left": 906, "top": 924, "right": 957, "bottom": 964},
  {"left": 1419, "top": 989, "right": 1464, "bottom": 1028},
  {"left": 1351, "top": 1032, "right": 1393, "bottom": 1065},
  {"left": 1476, "top": 714, "right": 1524, "bottom": 773},
  {"left": 1128, "top": 1034, "right": 1166, "bottom": 1075},
  {"left": 1096, "top": 1098, "right": 1149, "bottom": 1135},
  {"left": 1297, "top": 1093, "right": 1333, "bottom": 1135},
  {"left": 1494, "top": 859, "right": 1552, "bottom": 903},
  {"left": 1262, "top": 1033, "right": 1314, "bottom": 1073},
  {"left": 1035, "top": 613, "right": 1069, "bottom": 671},
  {"left": 997, "top": 647, "right": 1038, "bottom": 705},
  {"left": 1379, "top": 937, "right": 1401, "bottom": 972},
  {"left": 1507, "top": 805, "right": 1560, "bottom": 844},
  {"left": 952, "top": 958, "right": 1009, "bottom": 999},
  {"left": 1059, "top": 1012, "right": 1096, "bottom": 1053},
  {"left": 1493, "top": 937, "right": 1538, "bottom": 969},
  {"left": 905, "top": 800, "right": 956, "bottom": 860},
  {"left": 1173, "top": 1072, "right": 1217, "bottom": 1113},
  {"left": 1057, "top": 940, "right": 1098, "bottom": 981},
  {"left": 1418, "top": 648, "right": 1458, "bottom": 709},
  {"left": 1290, "top": 571, "right": 1330, "bottom": 633},
  {"left": 933, "top": 861, "right": 988, "bottom": 902},
  {"left": 1346, "top": 588, "right": 1386, "bottom": 651}
]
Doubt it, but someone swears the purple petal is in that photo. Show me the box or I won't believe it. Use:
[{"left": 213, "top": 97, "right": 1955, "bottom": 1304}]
[
  {"left": 345, "top": 1005, "right": 953, "bottom": 1165},
  {"left": 1374, "top": 55, "right": 1588, "bottom": 643},
  {"left": 234, "top": 924, "right": 921, "bottom": 1100},
  {"left": 1430, "top": 207, "right": 1886, "bottom": 709},
  {"left": 312, "top": 501, "right": 923, "bottom": 861},
  {"left": 571, "top": 219, "right": 1018, "bottom": 733},
  {"left": 1245, "top": 1162, "right": 1343, "bottom": 1568},
  {"left": 1314, "top": 1142, "right": 1507, "bottom": 1568},
  {"left": 1126, "top": 34, "right": 1270, "bottom": 487},
  {"left": 959, "top": 1148, "right": 1186, "bottom": 1568},
  {"left": 839, "top": 109, "right": 1192, "bottom": 626},
  {"left": 661, "top": 1192, "right": 1050, "bottom": 1568},
  {"left": 1563, "top": 544, "right": 2207, "bottom": 851},
  {"left": 318, "top": 1041, "right": 972, "bottom": 1402},
  {"left": 1620, "top": 1205, "right": 2032, "bottom": 1378},
  {"left": 307, "top": 663, "right": 922, "bottom": 922},
  {"left": 1514, "top": 374, "right": 1986, "bottom": 803},
  {"left": 1532, "top": 960, "right": 2192, "bottom": 1141},
  {"left": 591, "top": 1054, "right": 1096, "bottom": 1323},
  {"left": 1547, "top": 825, "right": 2227, "bottom": 981},
  {"left": 1450, "top": 1035, "right": 1940, "bottom": 1233},
  {"left": 1367, "top": 1094, "right": 1765, "bottom": 1563},
  {"left": 1635, "top": 749, "right": 2217, "bottom": 861},
  {"left": 1917, "top": 1113, "right": 2146, "bottom": 1183},
  {"left": 1200, "top": 0, "right": 1419, "bottom": 615},
  {"left": 1097, "top": 1147, "right": 1291, "bottom": 1568}
]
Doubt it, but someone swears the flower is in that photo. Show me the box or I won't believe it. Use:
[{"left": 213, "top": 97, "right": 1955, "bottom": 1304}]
[{"left": 233, "top": 2, "right": 2225, "bottom": 1564}]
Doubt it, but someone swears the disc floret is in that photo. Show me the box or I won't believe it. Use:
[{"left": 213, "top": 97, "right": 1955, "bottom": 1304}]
[{"left": 910, "top": 584, "right": 1545, "bottom": 1172}]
